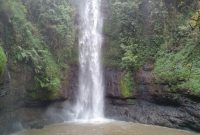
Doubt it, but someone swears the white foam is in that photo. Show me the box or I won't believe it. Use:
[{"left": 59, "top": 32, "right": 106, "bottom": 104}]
[
  {"left": 73, "top": 0, "right": 104, "bottom": 120},
  {"left": 66, "top": 118, "right": 114, "bottom": 124}
]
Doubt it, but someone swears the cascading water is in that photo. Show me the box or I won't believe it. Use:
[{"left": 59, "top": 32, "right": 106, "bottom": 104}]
[{"left": 74, "top": 0, "right": 104, "bottom": 120}]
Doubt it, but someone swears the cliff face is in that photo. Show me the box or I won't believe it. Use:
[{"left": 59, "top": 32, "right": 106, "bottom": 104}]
[
  {"left": 0, "top": 0, "right": 200, "bottom": 134},
  {"left": 0, "top": 0, "right": 198, "bottom": 109},
  {"left": 104, "top": 63, "right": 200, "bottom": 132},
  {"left": 1, "top": 64, "right": 200, "bottom": 133},
  {"left": 102, "top": 0, "right": 200, "bottom": 131}
]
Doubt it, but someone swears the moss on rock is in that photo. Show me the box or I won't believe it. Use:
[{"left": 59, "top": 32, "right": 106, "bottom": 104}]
[
  {"left": 0, "top": 46, "right": 7, "bottom": 75},
  {"left": 120, "top": 72, "right": 134, "bottom": 98}
]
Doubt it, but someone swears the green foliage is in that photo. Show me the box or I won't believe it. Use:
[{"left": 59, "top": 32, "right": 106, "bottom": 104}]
[
  {"left": 178, "top": 79, "right": 200, "bottom": 95},
  {"left": 4, "top": 0, "right": 61, "bottom": 100},
  {"left": 8, "top": 0, "right": 27, "bottom": 20},
  {"left": 105, "top": 0, "right": 166, "bottom": 70},
  {"left": 121, "top": 44, "right": 139, "bottom": 70},
  {"left": 32, "top": 50, "right": 61, "bottom": 100},
  {"left": 106, "top": 0, "right": 200, "bottom": 96},
  {"left": 190, "top": 10, "right": 200, "bottom": 30},
  {"left": 103, "top": 0, "right": 137, "bottom": 67},
  {"left": 1, "top": 0, "right": 199, "bottom": 101},
  {"left": 120, "top": 72, "right": 134, "bottom": 98},
  {"left": 103, "top": 39, "right": 122, "bottom": 67},
  {"left": 0, "top": 45, "right": 7, "bottom": 75},
  {"left": 154, "top": 20, "right": 200, "bottom": 94},
  {"left": 24, "top": 0, "right": 76, "bottom": 65},
  {"left": 154, "top": 51, "right": 190, "bottom": 84}
]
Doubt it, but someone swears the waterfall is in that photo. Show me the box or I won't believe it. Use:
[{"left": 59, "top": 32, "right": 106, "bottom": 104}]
[{"left": 74, "top": 0, "right": 104, "bottom": 120}]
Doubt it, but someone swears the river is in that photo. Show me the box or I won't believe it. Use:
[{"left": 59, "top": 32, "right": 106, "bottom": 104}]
[{"left": 12, "top": 121, "right": 198, "bottom": 135}]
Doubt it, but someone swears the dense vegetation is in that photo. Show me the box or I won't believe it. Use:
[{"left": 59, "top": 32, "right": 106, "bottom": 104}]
[
  {"left": 0, "top": 44, "right": 7, "bottom": 75},
  {"left": 0, "top": 0, "right": 75, "bottom": 100},
  {"left": 105, "top": 0, "right": 200, "bottom": 95},
  {"left": 120, "top": 72, "right": 135, "bottom": 98},
  {"left": 0, "top": 0, "right": 199, "bottom": 101}
]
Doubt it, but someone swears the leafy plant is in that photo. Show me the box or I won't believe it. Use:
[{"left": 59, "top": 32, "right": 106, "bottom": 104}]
[
  {"left": 4, "top": 0, "right": 62, "bottom": 101},
  {"left": 190, "top": 10, "right": 200, "bottom": 30},
  {"left": 0, "top": 45, "right": 7, "bottom": 75},
  {"left": 120, "top": 72, "right": 134, "bottom": 98}
]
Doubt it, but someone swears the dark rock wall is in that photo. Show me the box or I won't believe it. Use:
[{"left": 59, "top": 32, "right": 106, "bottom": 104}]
[
  {"left": 0, "top": 62, "right": 200, "bottom": 133},
  {"left": 104, "top": 67, "right": 123, "bottom": 98},
  {"left": 105, "top": 63, "right": 200, "bottom": 132}
]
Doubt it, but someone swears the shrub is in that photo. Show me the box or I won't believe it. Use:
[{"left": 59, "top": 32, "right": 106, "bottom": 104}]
[
  {"left": 5, "top": 0, "right": 61, "bottom": 100},
  {"left": 120, "top": 72, "right": 134, "bottom": 98},
  {"left": 0, "top": 45, "right": 7, "bottom": 75}
]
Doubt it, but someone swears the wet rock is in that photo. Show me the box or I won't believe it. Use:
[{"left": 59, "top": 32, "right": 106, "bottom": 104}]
[
  {"left": 104, "top": 62, "right": 200, "bottom": 132},
  {"left": 104, "top": 67, "right": 122, "bottom": 98},
  {"left": 66, "top": 64, "right": 79, "bottom": 102},
  {"left": 104, "top": 67, "right": 136, "bottom": 99},
  {"left": 29, "top": 121, "right": 44, "bottom": 129},
  {"left": 105, "top": 95, "right": 200, "bottom": 132},
  {"left": 143, "top": 63, "right": 154, "bottom": 71}
]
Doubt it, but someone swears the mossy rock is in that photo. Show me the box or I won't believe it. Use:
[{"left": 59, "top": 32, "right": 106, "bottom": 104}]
[
  {"left": 0, "top": 46, "right": 7, "bottom": 75},
  {"left": 120, "top": 72, "right": 134, "bottom": 98}
]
